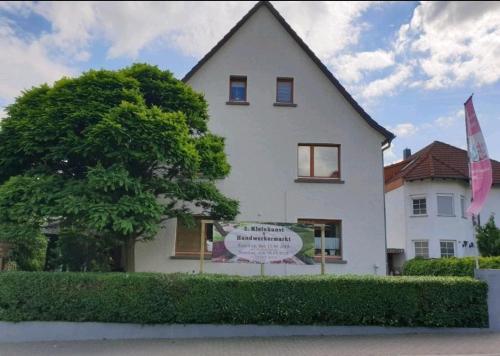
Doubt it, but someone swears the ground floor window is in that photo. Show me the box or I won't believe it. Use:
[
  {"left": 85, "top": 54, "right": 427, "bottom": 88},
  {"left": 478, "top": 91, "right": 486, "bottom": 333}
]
[
  {"left": 413, "top": 240, "right": 429, "bottom": 258},
  {"left": 175, "top": 217, "right": 213, "bottom": 258},
  {"left": 440, "top": 240, "right": 456, "bottom": 258},
  {"left": 298, "top": 219, "right": 342, "bottom": 260}
]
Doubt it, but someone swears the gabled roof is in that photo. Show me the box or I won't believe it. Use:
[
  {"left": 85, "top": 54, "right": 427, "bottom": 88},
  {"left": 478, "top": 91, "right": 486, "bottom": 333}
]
[
  {"left": 384, "top": 141, "right": 500, "bottom": 185},
  {"left": 182, "top": 1, "right": 395, "bottom": 144}
]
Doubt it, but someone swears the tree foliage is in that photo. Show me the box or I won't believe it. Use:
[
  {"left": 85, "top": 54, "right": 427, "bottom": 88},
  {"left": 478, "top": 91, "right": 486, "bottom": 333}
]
[
  {"left": 476, "top": 215, "right": 500, "bottom": 257},
  {"left": 0, "top": 64, "right": 238, "bottom": 271}
]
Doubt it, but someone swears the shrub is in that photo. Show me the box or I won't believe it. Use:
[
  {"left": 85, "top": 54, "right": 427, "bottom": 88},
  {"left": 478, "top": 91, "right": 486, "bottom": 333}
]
[
  {"left": 476, "top": 215, "right": 500, "bottom": 256},
  {"left": 403, "top": 257, "right": 500, "bottom": 277},
  {"left": 0, "top": 272, "right": 488, "bottom": 328}
]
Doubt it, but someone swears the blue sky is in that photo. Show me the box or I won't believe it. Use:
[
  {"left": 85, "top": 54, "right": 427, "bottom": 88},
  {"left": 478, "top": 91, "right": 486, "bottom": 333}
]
[{"left": 1, "top": 1, "right": 499, "bottom": 164}]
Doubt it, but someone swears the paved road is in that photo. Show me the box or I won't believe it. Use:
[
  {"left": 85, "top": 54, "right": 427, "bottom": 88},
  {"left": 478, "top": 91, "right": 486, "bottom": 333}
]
[{"left": 1, "top": 333, "right": 500, "bottom": 356}]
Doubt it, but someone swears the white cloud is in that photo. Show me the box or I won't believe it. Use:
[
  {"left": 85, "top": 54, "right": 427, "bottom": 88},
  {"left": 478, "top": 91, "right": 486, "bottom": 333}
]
[
  {"left": 434, "top": 109, "right": 464, "bottom": 128},
  {"left": 273, "top": 1, "right": 374, "bottom": 60},
  {"left": 8, "top": 1, "right": 375, "bottom": 60},
  {"left": 401, "top": 1, "right": 500, "bottom": 89},
  {"left": 0, "top": 21, "right": 75, "bottom": 101},
  {"left": 331, "top": 50, "right": 395, "bottom": 84},
  {"left": 389, "top": 123, "right": 419, "bottom": 138},
  {"left": 0, "top": 1, "right": 381, "bottom": 104},
  {"left": 361, "top": 65, "right": 412, "bottom": 99}
]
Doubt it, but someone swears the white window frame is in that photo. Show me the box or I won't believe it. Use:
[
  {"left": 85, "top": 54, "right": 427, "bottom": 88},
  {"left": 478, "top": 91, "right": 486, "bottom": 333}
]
[
  {"left": 413, "top": 240, "right": 429, "bottom": 258},
  {"left": 437, "top": 194, "right": 455, "bottom": 217},
  {"left": 440, "top": 240, "right": 456, "bottom": 258},
  {"left": 410, "top": 195, "right": 427, "bottom": 216}
]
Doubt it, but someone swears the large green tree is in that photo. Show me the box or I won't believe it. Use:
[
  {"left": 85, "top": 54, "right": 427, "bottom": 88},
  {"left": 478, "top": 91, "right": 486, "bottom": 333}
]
[{"left": 0, "top": 64, "right": 238, "bottom": 271}]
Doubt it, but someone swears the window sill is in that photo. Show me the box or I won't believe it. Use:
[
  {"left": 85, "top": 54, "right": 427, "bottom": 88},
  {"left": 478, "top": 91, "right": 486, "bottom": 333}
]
[
  {"left": 410, "top": 214, "right": 428, "bottom": 218},
  {"left": 226, "top": 101, "right": 249, "bottom": 106},
  {"left": 437, "top": 215, "right": 456, "bottom": 217},
  {"left": 295, "top": 178, "right": 344, "bottom": 184},
  {"left": 171, "top": 255, "right": 211, "bottom": 260},
  {"left": 273, "top": 102, "right": 297, "bottom": 107}
]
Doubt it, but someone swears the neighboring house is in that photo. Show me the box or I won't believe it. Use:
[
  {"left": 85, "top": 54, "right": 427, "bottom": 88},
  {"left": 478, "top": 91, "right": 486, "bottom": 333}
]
[
  {"left": 385, "top": 141, "right": 500, "bottom": 274},
  {"left": 135, "top": 1, "right": 394, "bottom": 275}
]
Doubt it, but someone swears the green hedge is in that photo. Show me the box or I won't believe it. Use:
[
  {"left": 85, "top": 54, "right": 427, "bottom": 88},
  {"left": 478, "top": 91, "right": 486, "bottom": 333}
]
[
  {"left": 0, "top": 272, "right": 488, "bottom": 327},
  {"left": 403, "top": 257, "right": 500, "bottom": 277}
]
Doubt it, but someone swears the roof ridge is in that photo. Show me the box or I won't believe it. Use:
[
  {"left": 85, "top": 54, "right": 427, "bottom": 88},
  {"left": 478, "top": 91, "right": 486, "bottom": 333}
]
[{"left": 181, "top": 1, "right": 394, "bottom": 143}]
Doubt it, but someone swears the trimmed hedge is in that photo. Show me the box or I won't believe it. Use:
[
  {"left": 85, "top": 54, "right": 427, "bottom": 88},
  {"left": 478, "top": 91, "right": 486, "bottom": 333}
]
[
  {"left": 0, "top": 272, "right": 488, "bottom": 327},
  {"left": 403, "top": 257, "right": 500, "bottom": 277}
]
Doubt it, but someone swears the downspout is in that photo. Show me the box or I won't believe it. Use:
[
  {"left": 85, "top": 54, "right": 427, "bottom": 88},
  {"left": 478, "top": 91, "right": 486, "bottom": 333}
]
[{"left": 381, "top": 139, "right": 392, "bottom": 275}]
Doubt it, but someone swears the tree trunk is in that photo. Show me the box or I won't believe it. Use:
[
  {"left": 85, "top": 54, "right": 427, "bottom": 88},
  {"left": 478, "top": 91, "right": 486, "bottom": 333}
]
[{"left": 123, "top": 238, "right": 136, "bottom": 272}]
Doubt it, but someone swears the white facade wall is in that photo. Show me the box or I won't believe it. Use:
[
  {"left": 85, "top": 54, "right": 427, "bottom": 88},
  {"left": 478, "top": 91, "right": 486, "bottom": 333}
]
[
  {"left": 136, "top": 6, "right": 388, "bottom": 275},
  {"left": 386, "top": 179, "right": 500, "bottom": 262}
]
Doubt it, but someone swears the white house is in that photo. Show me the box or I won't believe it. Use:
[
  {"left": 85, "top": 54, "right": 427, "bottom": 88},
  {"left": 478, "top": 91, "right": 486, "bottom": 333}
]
[
  {"left": 385, "top": 141, "right": 500, "bottom": 274},
  {"left": 135, "top": 1, "right": 394, "bottom": 276}
]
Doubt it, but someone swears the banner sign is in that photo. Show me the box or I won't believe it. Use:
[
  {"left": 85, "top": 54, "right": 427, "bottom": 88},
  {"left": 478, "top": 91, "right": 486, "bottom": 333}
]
[
  {"left": 465, "top": 96, "right": 492, "bottom": 215},
  {"left": 211, "top": 222, "right": 315, "bottom": 264}
]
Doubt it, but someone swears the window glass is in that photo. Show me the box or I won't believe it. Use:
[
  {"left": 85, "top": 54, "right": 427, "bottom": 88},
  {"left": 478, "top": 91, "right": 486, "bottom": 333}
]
[
  {"left": 412, "top": 198, "right": 427, "bottom": 215},
  {"left": 175, "top": 218, "right": 213, "bottom": 256},
  {"left": 299, "top": 219, "right": 341, "bottom": 259},
  {"left": 277, "top": 79, "right": 293, "bottom": 103},
  {"left": 230, "top": 77, "right": 247, "bottom": 101},
  {"left": 314, "top": 146, "right": 339, "bottom": 177},
  {"left": 440, "top": 240, "right": 455, "bottom": 258},
  {"left": 298, "top": 146, "right": 310, "bottom": 176},
  {"left": 460, "top": 196, "right": 466, "bottom": 218},
  {"left": 437, "top": 195, "right": 454, "bottom": 216},
  {"left": 414, "top": 240, "right": 429, "bottom": 258}
]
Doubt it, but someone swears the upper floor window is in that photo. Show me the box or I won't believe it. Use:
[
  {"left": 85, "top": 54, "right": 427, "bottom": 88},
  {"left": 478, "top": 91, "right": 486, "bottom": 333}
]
[
  {"left": 440, "top": 240, "right": 456, "bottom": 258},
  {"left": 276, "top": 77, "right": 293, "bottom": 103},
  {"left": 412, "top": 197, "right": 427, "bottom": 215},
  {"left": 437, "top": 194, "right": 454, "bottom": 217},
  {"left": 298, "top": 144, "right": 340, "bottom": 179},
  {"left": 229, "top": 76, "right": 247, "bottom": 102},
  {"left": 413, "top": 240, "right": 429, "bottom": 258}
]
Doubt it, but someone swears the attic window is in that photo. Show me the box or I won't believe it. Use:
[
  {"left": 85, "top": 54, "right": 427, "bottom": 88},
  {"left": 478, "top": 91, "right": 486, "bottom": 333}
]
[
  {"left": 276, "top": 78, "right": 293, "bottom": 103},
  {"left": 228, "top": 76, "right": 247, "bottom": 103}
]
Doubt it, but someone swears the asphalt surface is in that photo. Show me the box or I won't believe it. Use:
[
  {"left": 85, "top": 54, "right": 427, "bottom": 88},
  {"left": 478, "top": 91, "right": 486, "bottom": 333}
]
[{"left": 1, "top": 333, "right": 500, "bottom": 356}]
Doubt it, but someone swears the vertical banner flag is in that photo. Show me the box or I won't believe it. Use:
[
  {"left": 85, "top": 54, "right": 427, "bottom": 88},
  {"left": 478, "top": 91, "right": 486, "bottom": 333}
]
[{"left": 465, "top": 96, "right": 492, "bottom": 215}]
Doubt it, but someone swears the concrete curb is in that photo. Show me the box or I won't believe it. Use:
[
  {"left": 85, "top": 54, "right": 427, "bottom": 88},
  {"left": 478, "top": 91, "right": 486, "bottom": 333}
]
[{"left": 0, "top": 322, "right": 492, "bottom": 343}]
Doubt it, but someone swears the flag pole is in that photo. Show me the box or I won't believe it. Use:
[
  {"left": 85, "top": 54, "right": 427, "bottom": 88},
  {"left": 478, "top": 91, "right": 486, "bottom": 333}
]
[{"left": 464, "top": 94, "right": 480, "bottom": 270}]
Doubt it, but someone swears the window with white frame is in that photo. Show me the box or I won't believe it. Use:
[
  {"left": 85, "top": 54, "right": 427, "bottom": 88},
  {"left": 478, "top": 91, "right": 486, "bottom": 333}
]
[
  {"left": 460, "top": 195, "right": 466, "bottom": 218},
  {"left": 440, "top": 240, "right": 455, "bottom": 258},
  {"left": 437, "top": 194, "right": 454, "bottom": 216},
  {"left": 414, "top": 240, "right": 429, "bottom": 258},
  {"left": 412, "top": 197, "right": 427, "bottom": 215}
]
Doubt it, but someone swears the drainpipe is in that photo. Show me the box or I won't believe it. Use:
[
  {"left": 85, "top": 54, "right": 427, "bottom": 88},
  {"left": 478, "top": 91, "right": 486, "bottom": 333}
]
[{"left": 381, "top": 140, "right": 392, "bottom": 275}]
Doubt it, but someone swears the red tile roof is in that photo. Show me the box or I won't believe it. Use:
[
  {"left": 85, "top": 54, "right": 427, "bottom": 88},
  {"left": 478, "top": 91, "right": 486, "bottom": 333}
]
[{"left": 385, "top": 141, "right": 500, "bottom": 185}]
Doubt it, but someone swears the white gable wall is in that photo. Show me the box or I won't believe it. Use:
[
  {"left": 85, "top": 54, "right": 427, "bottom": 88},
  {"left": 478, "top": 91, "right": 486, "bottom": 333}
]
[{"left": 135, "top": 6, "right": 388, "bottom": 275}]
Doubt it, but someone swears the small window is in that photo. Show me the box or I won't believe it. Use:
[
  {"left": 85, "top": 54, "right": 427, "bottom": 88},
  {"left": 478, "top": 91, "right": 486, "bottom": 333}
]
[
  {"left": 298, "top": 144, "right": 340, "bottom": 179},
  {"left": 276, "top": 78, "right": 293, "bottom": 103},
  {"left": 298, "top": 219, "right": 342, "bottom": 260},
  {"left": 440, "top": 240, "right": 455, "bottom": 258},
  {"left": 175, "top": 217, "right": 213, "bottom": 257},
  {"left": 460, "top": 195, "right": 466, "bottom": 218},
  {"left": 414, "top": 240, "right": 429, "bottom": 258},
  {"left": 229, "top": 76, "right": 247, "bottom": 102},
  {"left": 412, "top": 198, "right": 427, "bottom": 215},
  {"left": 437, "top": 194, "right": 454, "bottom": 216}
]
